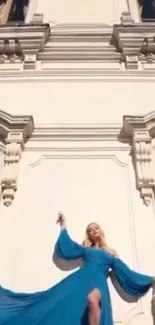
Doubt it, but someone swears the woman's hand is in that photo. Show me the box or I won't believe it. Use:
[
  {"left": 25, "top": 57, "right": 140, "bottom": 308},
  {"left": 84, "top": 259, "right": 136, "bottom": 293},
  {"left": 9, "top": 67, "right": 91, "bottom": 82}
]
[{"left": 57, "top": 211, "right": 66, "bottom": 229}]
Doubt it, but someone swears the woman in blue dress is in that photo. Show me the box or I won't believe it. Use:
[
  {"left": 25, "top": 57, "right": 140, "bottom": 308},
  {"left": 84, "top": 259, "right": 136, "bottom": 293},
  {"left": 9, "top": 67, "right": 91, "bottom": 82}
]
[{"left": 0, "top": 211, "right": 154, "bottom": 325}]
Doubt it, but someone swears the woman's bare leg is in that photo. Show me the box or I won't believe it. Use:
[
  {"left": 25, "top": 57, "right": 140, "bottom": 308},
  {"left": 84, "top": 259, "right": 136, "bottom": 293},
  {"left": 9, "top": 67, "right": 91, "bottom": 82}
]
[{"left": 87, "top": 289, "right": 101, "bottom": 325}]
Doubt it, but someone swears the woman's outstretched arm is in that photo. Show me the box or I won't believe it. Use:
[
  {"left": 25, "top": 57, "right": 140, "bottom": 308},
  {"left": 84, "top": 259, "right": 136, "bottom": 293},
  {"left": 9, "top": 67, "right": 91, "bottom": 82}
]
[
  {"left": 55, "top": 212, "right": 85, "bottom": 260},
  {"left": 111, "top": 255, "right": 154, "bottom": 297}
]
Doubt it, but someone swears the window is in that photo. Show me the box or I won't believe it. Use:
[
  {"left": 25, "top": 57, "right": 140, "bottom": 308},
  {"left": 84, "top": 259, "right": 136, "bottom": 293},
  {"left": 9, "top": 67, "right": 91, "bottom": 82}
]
[
  {"left": 138, "top": 0, "right": 155, "bottom": 21},
  {"left": 0, "top": 0, "right": 29, "bottom": 24},
  {"left": 8, "top": 0, "right": 29, "bottom": 22}
]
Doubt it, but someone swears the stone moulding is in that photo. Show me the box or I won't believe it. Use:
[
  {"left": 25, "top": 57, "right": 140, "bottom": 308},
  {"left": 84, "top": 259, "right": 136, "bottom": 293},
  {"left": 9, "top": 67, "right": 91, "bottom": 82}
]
[
  {"left": 39, "top": 12, "right": 155, "bottom": 68},
  {"left": 1, "top": 111, "right": 155, "bottom": 207},
  {"left": 113, "top": 12, "right": 155, "bottom": 69},
  {"left": 123, "top": 111, "right": 155, "bottom": 206},
  {"left": 0, "top": 12, "right": 154, "bottom": 69},
  {"left": 0, "top": 19, "right": 50, "bottom": 68},
  {"left": 0, "top": 110, "right": 34, "bottom": 207}
]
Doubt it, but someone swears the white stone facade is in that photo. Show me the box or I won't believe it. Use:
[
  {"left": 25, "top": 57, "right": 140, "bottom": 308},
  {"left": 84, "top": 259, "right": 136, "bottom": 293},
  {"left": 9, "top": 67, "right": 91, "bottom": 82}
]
[{"left": 0, "top": 1, "right": 155, "bottom": 325}]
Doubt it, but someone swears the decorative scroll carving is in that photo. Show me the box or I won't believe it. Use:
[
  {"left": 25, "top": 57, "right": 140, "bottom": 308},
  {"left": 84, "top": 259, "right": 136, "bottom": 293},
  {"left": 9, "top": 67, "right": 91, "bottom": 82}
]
[
  {"left": 0, "top": 54, "right": 21, "bottom": 63},
  {"left": 1, "top": 132, "right": 23, "bottom": 206},
  {"left": 0, "top": 111, "right": 34, "bottom": 206},
  {"left": 133, "top": 130, "right": 153, "bottom": 206},
  {"left": 123, "top": 111, "right": 155, "bottom": 205}
]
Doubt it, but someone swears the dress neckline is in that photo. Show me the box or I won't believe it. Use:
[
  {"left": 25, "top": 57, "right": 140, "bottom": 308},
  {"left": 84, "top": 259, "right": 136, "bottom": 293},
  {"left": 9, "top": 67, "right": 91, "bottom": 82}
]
[{"left": 90, "top": 246, "right": 114, "bottom": 257}]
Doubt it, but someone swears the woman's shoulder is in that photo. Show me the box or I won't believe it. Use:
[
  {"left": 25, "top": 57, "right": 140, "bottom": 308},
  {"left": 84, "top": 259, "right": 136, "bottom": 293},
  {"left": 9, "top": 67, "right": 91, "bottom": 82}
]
[{"left": 82, "top": 240, "right": 91, "bottom": 247}]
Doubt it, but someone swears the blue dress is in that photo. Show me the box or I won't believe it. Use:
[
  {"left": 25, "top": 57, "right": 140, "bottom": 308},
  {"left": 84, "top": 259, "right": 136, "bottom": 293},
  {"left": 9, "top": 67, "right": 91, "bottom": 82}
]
[{"left": 0, "top": 228, "right": 153, "bottom": 325}]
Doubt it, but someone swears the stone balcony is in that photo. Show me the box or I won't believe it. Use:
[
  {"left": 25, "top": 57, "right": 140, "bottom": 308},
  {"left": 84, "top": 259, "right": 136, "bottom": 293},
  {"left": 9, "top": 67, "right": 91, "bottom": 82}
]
[{"left": 0, "top": 12, "right": 154, "bottom": 71}]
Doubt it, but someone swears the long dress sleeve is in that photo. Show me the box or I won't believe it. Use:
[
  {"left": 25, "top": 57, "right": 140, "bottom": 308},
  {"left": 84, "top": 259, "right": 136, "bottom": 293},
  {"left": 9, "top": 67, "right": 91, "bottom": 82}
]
[
  {"left": 112, "top": 256, "right": 153, "bottom": 297},
  {"left": 55, "top": 228, "right": 85, "bottom": 260}
]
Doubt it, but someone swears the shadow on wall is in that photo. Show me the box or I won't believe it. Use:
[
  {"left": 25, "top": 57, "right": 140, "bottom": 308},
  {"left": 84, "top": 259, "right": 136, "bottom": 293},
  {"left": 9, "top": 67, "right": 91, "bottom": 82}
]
[
  {"left": 111, "top": 272, "right": 155, "bottom": 325},
  {"left": 53, "top": 251, "right": 83, "bottom": 271}
]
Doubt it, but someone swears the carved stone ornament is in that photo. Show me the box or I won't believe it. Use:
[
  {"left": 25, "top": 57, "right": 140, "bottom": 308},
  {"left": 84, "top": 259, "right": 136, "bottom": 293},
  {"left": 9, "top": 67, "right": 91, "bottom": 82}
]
[
  {"left": 0, "top": 21, "right": 50, "bottom": 70},
  {"left": 0, "top": 111, "right": 34, "bottom": 206},
  {"left": 123, "top": 111, "right": 155, "bottom": 206},
  {"left": 113, "top": 13, "right": 155, "bottom": 70}
]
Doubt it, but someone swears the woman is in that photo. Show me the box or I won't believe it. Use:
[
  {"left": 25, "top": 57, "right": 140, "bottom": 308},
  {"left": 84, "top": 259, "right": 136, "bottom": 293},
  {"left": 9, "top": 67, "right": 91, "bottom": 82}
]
[{"left": 0, "top": 212, "right": 154, "bottom": 325}]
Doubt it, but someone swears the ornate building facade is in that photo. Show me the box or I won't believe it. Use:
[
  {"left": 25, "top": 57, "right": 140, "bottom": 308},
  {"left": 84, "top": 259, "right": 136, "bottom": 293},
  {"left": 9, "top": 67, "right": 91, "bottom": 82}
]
[{"left": 0, "top": 0, "right": 155, "bottom": 324}]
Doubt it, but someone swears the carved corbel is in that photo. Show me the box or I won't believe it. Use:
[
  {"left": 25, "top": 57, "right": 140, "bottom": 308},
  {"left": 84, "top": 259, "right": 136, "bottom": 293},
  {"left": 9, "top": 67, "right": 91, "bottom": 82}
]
[
  {"left": 0, "top": 22, "right": 50, "bottom": 69},
  {"left": 113, "top": 13, "right": 155, "bottom": 70},
  {"left": 123, "top": 112, "right": 155, "bottom": 206},
  {"left": 0, "top": 111, "right": 34, "bottom": 206},
  {"left": 1, "top": 132, "right": 24, "bottom": 206},
  {"left": 132, "top": 130, "right": 153, "bottom": 205}
]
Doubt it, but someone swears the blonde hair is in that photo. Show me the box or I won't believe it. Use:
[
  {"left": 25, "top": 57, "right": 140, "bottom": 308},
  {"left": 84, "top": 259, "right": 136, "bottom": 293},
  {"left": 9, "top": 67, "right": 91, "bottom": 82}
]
[{"left": 83, "top": 223, "right": 106, "bottom": 248}]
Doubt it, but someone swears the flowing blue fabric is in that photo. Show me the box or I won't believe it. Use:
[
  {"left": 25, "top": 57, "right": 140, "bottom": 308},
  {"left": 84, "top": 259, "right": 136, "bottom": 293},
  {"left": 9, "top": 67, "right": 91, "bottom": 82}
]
[{"left": 0, "top": 228, "right": 153, "bottom": 325}]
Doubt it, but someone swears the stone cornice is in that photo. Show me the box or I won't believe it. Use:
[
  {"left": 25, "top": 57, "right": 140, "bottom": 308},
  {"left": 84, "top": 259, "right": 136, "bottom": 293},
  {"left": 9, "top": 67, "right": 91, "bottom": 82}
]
[
  {"left": 29, "top": 124, "right": 124, "bottom": 142},
  {"left": 39, "top": 18, "right": 155, "bottom": 66},
  {"left": 114, "top": 22, "right": 155, "bottom": 55},
  {"left": 0, "top": 22, "right": 50, "bottom": 68},
  {"left": 0, "top": 15, "right": 155, "bottom": 69},
  {"left": 49, "top": 23, "right": 113, "bottom": 35},
  {"left": 24, "top": 124, "right": 130, "bottom": 152},
  {"left": 0, "top": 110, "right": 34, "bottom": 142},
  {"left": 39, "top": 23, "right": 119, "bottom": 62},
  {"left": 123, "top": 111, "right": 155, "bottom": 138},
  {"left": 41, "top": 17, "right": 155, "bottom": 68},
  {"left": 113, "top": 13, "right": 155, "bottom": 68},
  {"left": 0, "top": 23, "right": 50, "bottom": 54},
  {"left": 1, "top": 69, "right": 155, "bottom": 80}
]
